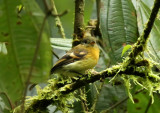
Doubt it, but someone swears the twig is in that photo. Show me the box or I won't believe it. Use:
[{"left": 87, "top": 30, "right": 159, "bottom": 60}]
[
  {"left": 101, "top": 89, "right": 144, "bottom": 113},
  {"left": 52, "top": 50, "right": 59, "bottom": 59},
  {"left": 0, "top": 92, "right": 14, "bottom": 110},
  {"left": 90, "top": 82, "right": 105, "bottom": 112},
  {"left": 79, "top": 88, "right": 89, "bottom": 112},
  {"left": 52, "top": 10, "right": 69, "bottom": 17},
  {"left": 101, "top": 97, "right": 128, "bottom": 113},
  {"left": 50, "top": 0, "right": 66, "bottom": 39},
  {"left": 144, "top": 97, "right": 152, "bottom": 113},
  {"left": 43, "top": 0, "right": 68, "bottom": 17},
  {"left": 43, "top": 0, "right": 52, "bottom": 14}
]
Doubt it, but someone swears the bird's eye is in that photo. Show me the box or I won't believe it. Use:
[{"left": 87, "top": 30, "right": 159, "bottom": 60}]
[{"left": 82, "top": 40, "right": 88, "bottom": 44}]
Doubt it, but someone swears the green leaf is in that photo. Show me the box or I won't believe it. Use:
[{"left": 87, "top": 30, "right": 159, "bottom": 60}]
[
  {"left": 0, "top": 54, "right": 23, "bottom": 104},
  {"left": 22, "top": 0, "right": 52, "bottom": 82},
  {"left": 137, "top": 1, "right": 160, "bottom": 62},
  {"left": 94, "top": 83, "right": 127, "bottom": 113},
  {"left": 121, "top": 45, "right": 132, "bottom": 57},
  {"left": 127, "top": 92, "right": 160, "bottom": 113},
  {"left": 0, "top": 0, "right": 24, "bottom": 104},
  {"left": 0, "top": 93, "right": 11, "bottom": 113},
  {"left": 50, "top": 38, "right": 72, "bottom": 50},
  {"left": 0, "top": 0, "right": 51, "bottom": 105},
  {"left": 73, "top": 82, "right": 127, "bottom": 113},
  {"left": 100, "top": 0, "right": 138, "bottom": 64}
]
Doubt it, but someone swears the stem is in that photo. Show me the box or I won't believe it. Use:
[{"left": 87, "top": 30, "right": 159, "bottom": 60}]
[
  {"left": 52, "top": 50, "right": 59, "bottom": 59},
  {"left": 0, "top": 92, "right": 14, "bottom": 110},
  {"left": 144, "top": 97, "right": 152, "bottom": 113},
  {"left": 79, "top": 88, "right": 89, "bottom": 112},
  {"left": 101, "top": 97, "right": 128, "bottom": 113},
  {"left": 101, "top": 89, "right": 144, "bottom": 113},
  {"left": 52, "top": 10, "right": 68, "bottom": 17},
  {"left": 90, "top": 82, "right": 104, "bottom": 112},
  {"left": 51, "top": 0, "right": 66, "bottom": 38}
]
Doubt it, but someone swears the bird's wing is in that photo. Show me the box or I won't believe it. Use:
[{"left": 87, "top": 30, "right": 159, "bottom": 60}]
[{"left": 50, "top": 46, "right": 88, "bottom": 74}]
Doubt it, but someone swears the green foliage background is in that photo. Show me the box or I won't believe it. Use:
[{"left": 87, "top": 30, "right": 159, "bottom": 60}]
[{"left": 0, "top": 0, "right": 160, "bottom": 113}]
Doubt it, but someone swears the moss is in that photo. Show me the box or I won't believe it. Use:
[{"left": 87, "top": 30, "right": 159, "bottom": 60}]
[
  {"left": 13, "top": 78, "right": 78, "bottom": 113},
  {"left": 121, "top": 75, "right": 134, "bottom": 103},
  {"left": 119, "top": 52, "right": 160, "bottom": 103}
]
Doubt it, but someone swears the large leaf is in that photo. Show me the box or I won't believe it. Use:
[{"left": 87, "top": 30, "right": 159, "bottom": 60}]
[
  {"left": 100, "top": 0, "right": 138, "bottom": 64},
  {"left": 50, "top": 38, "right": 72, "bottom": 50},
  {"left": 0, "top": 0, "right": 51, "bottom": 106},
  {"left": 136, "top": 0, "right": 160, "bottom": 62},
  {"left": 72, "top": 82, "right": 127, "bottom": 113},
  {"left": 94, "top": 83, "right": 127, "bottom": 113},
  {"left": 22, "top": 0, "right": 52, "bottom": 82},
  {"left": 128, "top": 91, "right": 160, "bottom": 113}
]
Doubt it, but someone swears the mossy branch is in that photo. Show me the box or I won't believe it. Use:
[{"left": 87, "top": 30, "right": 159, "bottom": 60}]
[
  {"left": 14, "top": 61, "right": 158, "bottom": 112},
  {"left": 121, "top": 0, "right": 160, "bottom": 77},
  {"left": 128, "top": 0, "right": 160, "bottom": 59}
]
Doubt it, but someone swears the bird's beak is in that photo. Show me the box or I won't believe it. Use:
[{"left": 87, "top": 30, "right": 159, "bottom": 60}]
[{"left": 90, "top": 41, "right": 95, "bottom": 45}]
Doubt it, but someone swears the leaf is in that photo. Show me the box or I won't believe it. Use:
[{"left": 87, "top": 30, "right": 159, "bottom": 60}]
[
  {"left": 121, "top": 45, "right": 132, "bottom": 57},
  {"left": 136, "top": 1, "right": 160, "bottom": 62},
  {"left": 0, "top": 0, "right": 51, "bottom": 105},
  {"left": 50, "top": 38, "right": 72, "bottom": 50},
  {"left": 94, "top": 83, "right": 127, "bottom": 113},
  {"left": 0, "top": 93, "right": 11, "bottom": 113},
  {"left": 100, "top": 0, "right": 138, "bottom": 64},
  {"left": 127, "top": 91, "right": 160, "bottom": 113},
  {"left": 73, "top": 82, "right": 127, "bottom": 113}
]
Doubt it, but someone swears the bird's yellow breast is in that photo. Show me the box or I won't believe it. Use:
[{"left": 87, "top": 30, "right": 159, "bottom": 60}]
[{"left": 86, "top": 45, "right": 99, "bottom": 63}]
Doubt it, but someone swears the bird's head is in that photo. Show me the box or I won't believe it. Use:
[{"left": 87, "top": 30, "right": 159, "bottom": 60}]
[{"left": 81, "top": 36, "right": 97, "bottom": 47}]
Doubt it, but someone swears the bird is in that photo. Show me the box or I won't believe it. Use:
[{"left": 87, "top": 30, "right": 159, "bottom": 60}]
[{"left": 50, "top": 36, "right": 100, "bottom": 78}]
